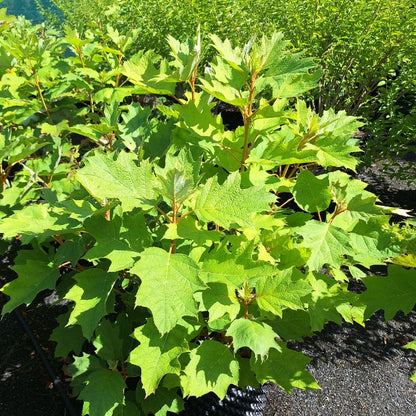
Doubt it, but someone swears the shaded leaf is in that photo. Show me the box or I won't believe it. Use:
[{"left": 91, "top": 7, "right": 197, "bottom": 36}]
[
  {"left": 129, "top": 319, "right": 189, "bottom": 396},
  {"left": 85, "top": 210, "right": 150, "bottom": 272},
  {"left": 1, "top": 249, "right": 60, "bottom": 314},
  {"left": 180, "top": 340, "right": 239, "bottom": 400},
  {"left": 361, "top": 265, "right": 416, "bottom": 320},
  {"left": 136, "top": 384, "right": 184, "bottom": 416},
  {"left": 197, "top": 282, "right": 241, "bottom": 322},
  {"left": 306, "top": 272, "right": 364, "bottom": 331},
  {"left": 50, "top": 309, "right": 85, "bottom": 357},
  {"left": 78, "top": 368, "right": 126, "bottom": 416},
  {"left": 200, "top": 244, "right": 277, "bottom": 287},
  {"left": 123, "top": 54, "right": 176, "bottom": 96},
  {"left": 65, "top": 268, "right": 118, "bottom": 339},
  {"left": 250, "top": 344, "right": 319, "bottom": 393},
  {"left": 0, "top": 204, "right": 81, "bottom": 243}
]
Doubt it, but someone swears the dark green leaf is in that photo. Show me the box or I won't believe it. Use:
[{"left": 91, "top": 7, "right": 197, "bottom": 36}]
[
  {"left": 361, "top": 265, "right": 416, "bottom": 320},
  {"left": 250, "top": 344, "right": 319, "bottom": 393},
  {"left": 65, "top": 268, "right": 118, "bottom": 339}
]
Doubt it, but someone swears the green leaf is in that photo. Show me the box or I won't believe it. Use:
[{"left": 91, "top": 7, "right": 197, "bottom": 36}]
[
  {"left": 260, "top": 228, "right": 310, "bottom": 268},
  {"left": 403, "top": 341, "right": 416, "bottom": 383},
  {"left": 297, "top": 220, "right": 352, "bottom": 270},
  {"left": 293, "top": 169, "right": 331, "bottom": 213},
  {"left": 65, "top": 268, "right": 118, "bottom": 339},
  {"left": 361, "top": 265, "right": 416, "bottom": 320},
  {"left": 252, "top": 127, "right": 318, "bottom": 167},
  {"left": 166, "top": 216, "right": 222, "bottom": 245},
  {"left": 0, "top": 204, "right": 81, "bottom": 243},
  {"left": 54, "top": 198, "right": 115, "bottom": 222},
  {"left": 93, "top": 318, "right": 125, "bottom": 362},
  {"left": 69, "top": 354, "right": 103, "bottom": 396},
  {"left": 68, "top": 124, "right": 113, "bottom": 143},
  {"left": 255, "top": 268, "right": 311, "bottom": 318},
  {"left": 77, "top": 151, "right": 155, "bottom": 211},
  {"left": 118, "top": 103, "right": 152, "bottom": 152},
  {"left": 200, "top": 243, "right": 277, "bottom": 287},
  {"left": 307, "top": 135, "right": 360, "bottom": 171},
  {"left": 250, "top": 344, "right": 319, "bottom": 393},
  {"left": 85, "top": 210, "right": 150, "bottom": 272},
  {"left": 129, "top": 318, "right": 189, "bottom": 396},
  {"left": 306, "top": 272, "right": 364, "bottom": 331},
  {"left": 123, "top": 53, "right": 176, "bottom": 96},
  {"left": 272, "top": 309, "right": 314, "bottom": 341},
  {"left": 167, "top": 31, "right": 202, "bottom": 82},
  {"left": 50, "top": 310, "right": 85, "bottom": 357},
  {"left": 154, "top": 149, "right": 200, "bottom": 205},
  {"left": 1, "top": 249, "right": 60, "bottom": 314},
  {"left": 348, "top": 217, "right": 402, "bottom": 265},
  {"left": 195, "top": 172, "right": 275, "bottom": 229},
  {"left": 257, "top": 46, "right": 321, "bottom": 97},
  {"left": 197, "top": 282, "right": 241, "bottom": 323},
  {"left": 54, "top": 239, "right": 85, "bottom": 268},
  {"left": 136, "top": 384, "right": 184, "bottom": 416},
  {"left": 113, "top": 400, "right": 142, "bottom": 416},
  {"left": 209, "top": 34, "right": 245, "bottom": 74},
  {"left": 226, "top": 319, "right": 280, "bottom": 359},
  {"left": 180, "top": 340, "right": 239, "bottom": 400},
  {"left": 199, "top": 77, "right": 248, "bottom": 107},
  {"left": 78, "top": 368, "right": 126, "bottom": 416},
  {"left": 237, "top": 356, "right": 260, "bottom": 389},
  {"left": 174, "top": 93, "right": 224, "bottom": 142},
  {"left": 131, "top": 248, "right": 204, "bottom": 334}
]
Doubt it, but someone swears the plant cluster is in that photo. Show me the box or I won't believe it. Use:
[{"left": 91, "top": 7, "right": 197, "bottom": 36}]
[
  {"left": 0, "top": 13, "right": 416, "bottom": 416},
  {"left": 40, "top": 0, "right": 416, "bottom": 181}
]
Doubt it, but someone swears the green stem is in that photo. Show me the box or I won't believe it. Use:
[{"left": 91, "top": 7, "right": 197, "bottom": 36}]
[
  {"left": 75, "top": 46, "right": 95, "bottom": 112},
  {"left": 34, "top": 74, "right": 52, "bottom": 120},
  {"left": 115, "top": 54, "right": 123, "bottom": 88},
  {"left": 28, "top": 57, "right": 52, "bottom": 121},
  {"left": 240, "top": 73, "right": 258, "bottom": 171}
]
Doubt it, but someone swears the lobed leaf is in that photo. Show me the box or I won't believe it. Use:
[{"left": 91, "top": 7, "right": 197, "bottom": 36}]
[
  {"left": 65, "top": 268, "right": 118, "bottom": 339},
  {"left": 360, "top": 265, "right": 416, "bottom": 320},
  {"left": 0, "top": 204, "right": 82, "bottom": 243},
  {"left": 180, "top": 340, "right": 239, "bottom": 400},
  {"left": 136, "top": 385, "right": 184, "bottom": 416},
  {"left": 194, "top": 172, "right": 275, "bottom": 229},
  {"left": 77, "top": 151, "right": 156, "bottom": 211},
  {"left": 197, "top": 282, "right": 241, "bottom": 323},
  {"left": 226, "top": 319, "right": 281, "bottom": 359},
  {"left": 78, "top": 368, "right": 126, "bottom": 416},
  {"left": 129, "top": 319, "right": 189, "bottom": 396},
  {"left": 250, "top": 344, "right": 319, "bottom": 393},
  {"left": 255, "top": 268, "right": 311, "bottom": 318},
  {"left": 1, "top": 249, "right": 60, "bottom": 315},
  {"left": 297, "top": 220, "right": 352, "bottom": 270},
  {"left": 131, "top": 247, "right": 204, "bottom": 334}
]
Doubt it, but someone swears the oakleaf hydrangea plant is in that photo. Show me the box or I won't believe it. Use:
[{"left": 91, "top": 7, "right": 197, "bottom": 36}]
[{"left": 1, "top": 21, "right": 415, "bottom": 416}]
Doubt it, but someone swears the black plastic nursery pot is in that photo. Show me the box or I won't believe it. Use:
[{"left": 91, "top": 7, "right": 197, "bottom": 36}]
[{"left": 177, "top": 384, "right": 268, "bottom": 416}]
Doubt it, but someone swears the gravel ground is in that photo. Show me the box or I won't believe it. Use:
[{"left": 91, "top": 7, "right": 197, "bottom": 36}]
[
  {"left": 264, "top": 313, "right": 416, "bottom": 416},
  {"left": 0, "top": 159, "right": 415, "bottom": 416}
]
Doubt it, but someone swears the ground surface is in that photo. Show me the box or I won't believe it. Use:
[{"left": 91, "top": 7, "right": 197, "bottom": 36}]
[{"left": 0, "top": 159, "right": 415, "bottom": 416}]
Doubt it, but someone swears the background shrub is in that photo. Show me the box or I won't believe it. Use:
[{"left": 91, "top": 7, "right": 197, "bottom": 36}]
[{"left": 41, "top": 0, "right": 416, "bottom": 180}]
